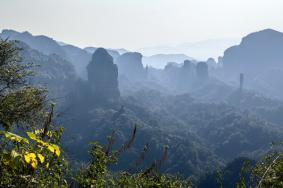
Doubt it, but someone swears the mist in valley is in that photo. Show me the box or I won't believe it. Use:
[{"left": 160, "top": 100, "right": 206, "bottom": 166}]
[{"left": 1, "top": 0, "right": 283, "bottom": 187}]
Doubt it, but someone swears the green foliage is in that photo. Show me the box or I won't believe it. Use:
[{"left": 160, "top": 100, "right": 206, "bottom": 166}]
[
  {"left": 198, "top": 157, "right": 255, "bottom": 188},
  {"left": 1, "top": 38, "right": 283, "bottom": 188},
  {"left": 252, "top": 144, "right": 283, "bottom": 188},
  {"left": 0, "top": 39, "right": 68, "bottom": 187},
  {"left": 0, "top": 39, "right": 31, "bottom": 88},
  {"left": 75, "top": 142, "right": 118, "bottom": 187},
  {"left": 115, "top": 172, "right": 190, "bottom": 188},
  {"left": 0, "top": 86, "right": 46, "bottom": 130},
  {"left": 75, "top": 140, "right": 191, "bottom": 188},
  {"left": 0, "top": 39, "right": 190, "bottom": 188},
  {"left": 0, "top": 129, "right": 68, "bottom": 187},
  {"left": 62, "top": 87, "right": 283, "bottom": 181},
  {"left": 0, "top": 39, "right": 46, "bottom": 131}
]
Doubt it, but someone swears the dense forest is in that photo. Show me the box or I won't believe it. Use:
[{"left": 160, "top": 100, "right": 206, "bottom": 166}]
[{"left": 0, "top": 28, "right": 283, "bottom": 188}]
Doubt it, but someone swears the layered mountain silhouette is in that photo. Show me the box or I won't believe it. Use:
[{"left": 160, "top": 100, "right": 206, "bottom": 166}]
[
  {"left": 223, "top": 29, "right": 283, "bottom": 73},
  {"left": 143, "top": 53, "right": 194, "bottom": 69},
  {"left": 15, "top": 41, "right": 76, "bottom": 102},
  {"left": 61, "top": 44, "right": 92, "bottom": 78},
  {"left": 3, "top": 28, "right": 283, "bottom": 182},
  {"left": 221, "top": 29, "right": 283, "bottom": 99},
  {"left": 3, "top": 28, "right": 283, "bottom": 99},
  {"left": 0, "top": 30, "right": 121, "bottom": 79},
  {"left": 1, "top": 29, "right": 66, "bottom": 58}
]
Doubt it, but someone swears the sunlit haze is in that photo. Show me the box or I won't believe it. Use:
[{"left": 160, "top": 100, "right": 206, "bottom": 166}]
[{"left": 1, "top": 0, "right": 283, "bottom": 59}]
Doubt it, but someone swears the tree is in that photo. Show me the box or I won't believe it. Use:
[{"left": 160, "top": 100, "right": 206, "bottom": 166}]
[
  {"left": 75, "top": 126, "right": 191, "bottom": 187},
  {"left": 0, "top": 39, "right": 68, "bottom": 187},
  {"left": 0, "top": 39, "right": 189, "bottom": 188},
  {"left": 0, "top": 39, "right": 46, "bottom": 131}
]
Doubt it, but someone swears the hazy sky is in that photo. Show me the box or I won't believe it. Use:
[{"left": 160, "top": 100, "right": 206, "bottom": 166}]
[{"left": 0, "top": 0, "right": 282, "bottom": 51}]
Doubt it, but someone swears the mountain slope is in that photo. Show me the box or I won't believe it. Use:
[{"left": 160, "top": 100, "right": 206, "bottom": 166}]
[
  {"left": 16, "top": 41, "right": 76, "bottom": 102},
  {"left": 223, "top": 29, "right": 283, "bottom": 72},
  {"left": 221, "top": 29, "right": 283, "bottom": 99},
  {"left": 1, "top": 29, "right": 66, "bottom": 58}
]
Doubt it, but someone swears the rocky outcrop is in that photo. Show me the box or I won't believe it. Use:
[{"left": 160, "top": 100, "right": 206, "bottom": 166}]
[
  {"left": 223, "top": 29, "right": 283, "bottom": 73},
  {"left": 84, "top": 47, "right": 120, "bottom": 60},
  {"left": 178, "top": 60, "right": 195, "bottom": 92},
  {"left": 196, "top": 62, "right": 208, "bottom": 82},
  {"left": 115, "top": 52, "right": 145, "bottom": 81},
  {"left": 87, "top": 48, "right": 120, "bottom": 100},
  {"left": 206, "top": 58, "right": 217, "bottom": 69},
  {"left": 182, "top": 60, "right": 194, "bottom": 74}
]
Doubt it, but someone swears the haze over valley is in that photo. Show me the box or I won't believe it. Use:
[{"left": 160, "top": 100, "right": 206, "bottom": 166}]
[{"left": 1, "top": 0, "right": 283, "bottom": 187}]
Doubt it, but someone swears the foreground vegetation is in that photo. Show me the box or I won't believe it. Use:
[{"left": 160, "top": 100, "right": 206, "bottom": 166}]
[
  {"left": 0, "top": 39, "right": 191, "bottom": 187},
  {"left": 0, "top": 39, "right": 282, "bottom": 187}
]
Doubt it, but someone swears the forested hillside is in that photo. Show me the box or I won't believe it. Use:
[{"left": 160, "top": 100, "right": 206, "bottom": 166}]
[{"left": 1, "top": 28, "right": 283, "bottom": 187}]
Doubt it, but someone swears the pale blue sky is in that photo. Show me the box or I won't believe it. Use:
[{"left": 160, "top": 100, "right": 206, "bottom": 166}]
[{"left": 0, "top": 0, "right": 282, "bottom": 51}]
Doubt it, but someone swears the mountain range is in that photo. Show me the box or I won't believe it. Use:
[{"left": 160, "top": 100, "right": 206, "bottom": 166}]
[
  {"left": 2, "top": 28, "right": 283, "bottom": 186},
  {"left": 139, "top": 38, "right": 240, "bottom": 61},
  {"left": 2, "top": 28, "right": 283, "bottom": 99},
  {"left": 0, "top": 29, "right": 199, "bottom": 71}
]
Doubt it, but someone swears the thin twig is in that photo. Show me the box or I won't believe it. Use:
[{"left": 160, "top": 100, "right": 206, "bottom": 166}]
[{"left": 256, "top": 155, "right": 281, "bottom": 188}]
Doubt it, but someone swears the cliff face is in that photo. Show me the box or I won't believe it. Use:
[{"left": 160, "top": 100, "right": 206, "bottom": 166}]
[
  {"left": 87, "top": 48, "right": 120, "bottom": 100},
  {"left": 115, "top": 52, "right": 145, "bottom": 81},
  {"left": 223, "top": 29, "right": 283, "bottom": 73},
  {"left": 62, "top": 45, "right": 92, "bottom": 79},
  {"left": 220, "top": 29, "right": 283, "bottom": 99},
  {"left": 196, "top": 62, "right": 209, "bottom": 82}
]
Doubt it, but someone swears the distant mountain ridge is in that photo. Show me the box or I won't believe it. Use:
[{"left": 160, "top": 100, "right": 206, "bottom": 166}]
[
  {"left": 0, "top": 29, "right": 199, "bottom": 69},
  {"left": 221, "top": 28, "right": 283, "bottom": 99},
  {"left": 1, "top": 29, "right": 67, "bottom": 58},
  {"left": 223, "top": 29, "right": 283, "bottom": 72},
  {"left": 0, "top": 29, "right": 122, "bottom": 79},
  {"left": 139, "top": 38, "right": 239, "bottom": 61},
  {"left": 3, "top": 28, "right": 283, "bottom": 77},
  {"left": 143, "top": 53, "right": 194, "bottom": 69}
]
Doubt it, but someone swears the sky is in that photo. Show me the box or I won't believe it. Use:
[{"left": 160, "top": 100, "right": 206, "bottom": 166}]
[{"left": 0, "top": 0, "right": 283, "bottom": 53}]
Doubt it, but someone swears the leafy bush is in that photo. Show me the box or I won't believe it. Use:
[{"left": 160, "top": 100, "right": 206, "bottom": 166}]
[
  {"left": 75, "top": 133, "right": 191, "bottom": 188},
  {"left": 252, "top": 143, "right": 283, "bottom": 188},
  {"left": 0, "top": 128, "right": 68, "bottom": 187},
  {"left": 0, "top": 39, "right": 189, "bottom": 187},
  {"left": 0, "top": 39, "right": 67, "bottom": 187}
]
